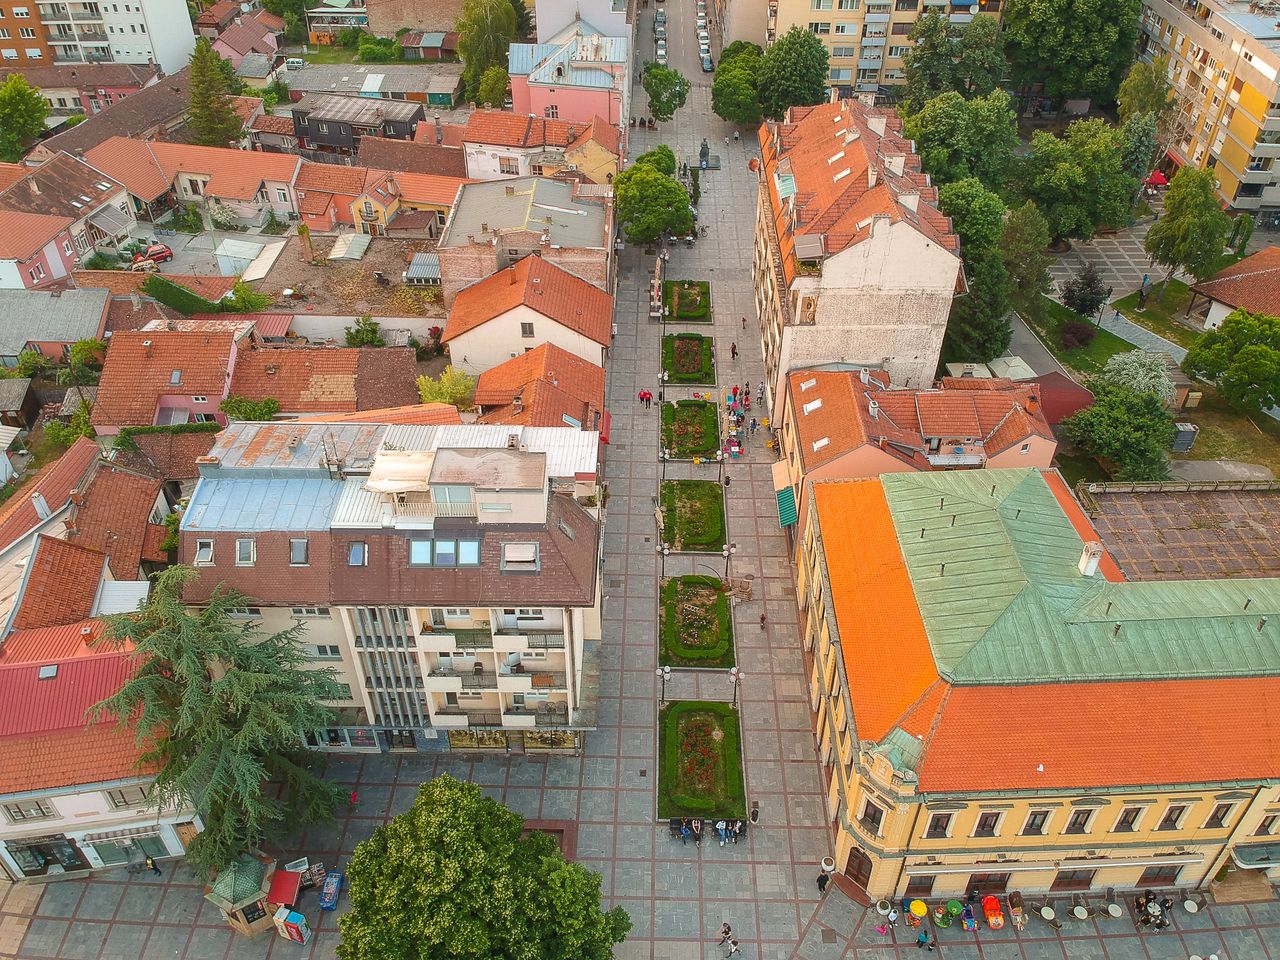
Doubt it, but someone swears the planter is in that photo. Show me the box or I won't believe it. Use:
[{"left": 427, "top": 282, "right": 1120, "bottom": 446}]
[
  {"left": 876, "top": 899, "right": 893, "bottom": 916},
  {"left": 822, "top": 857, "right": 836, "bottom": 873}
]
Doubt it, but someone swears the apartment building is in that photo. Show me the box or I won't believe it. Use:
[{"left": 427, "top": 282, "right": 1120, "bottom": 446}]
[
  {"left": 0, "top": 62, "right": 159, "bottom": 114},
  {"left": 35, "top": 0, "right": 195, "bottom": 72},
  {"left": 1139, "top": 0, "right": 1280, "bottom": 212},
  {"left": 0, "top": 2, "right": 51, "bottom": 65},
  {"left": 769, "top": 0, "right": 1003, "bottom": 98},
  {"left": 798, "top": 468, "right": 1280, "bottom": 901},
  {"left": 753, "top": 98, "right": 962, "bottom": 416},
  {"left": 178, "top": 420, "right": 603, "bottom": 755}
]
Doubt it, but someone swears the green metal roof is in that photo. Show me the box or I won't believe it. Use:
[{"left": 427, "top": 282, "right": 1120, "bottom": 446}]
[
  {"left": 881, "top": 469, "right": 1280, "bottom": 686},
  {"left": 207, "top": 856, "right": 268, "bottom": 909},
  {"left": 776, "top": 485, "right": 797, "bottom": 527}
]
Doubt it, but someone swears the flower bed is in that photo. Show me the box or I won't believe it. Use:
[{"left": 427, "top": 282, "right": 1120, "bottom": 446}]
[
  {"left": 661, "top": 399, "right": 719, "bottom": 459},
  {"left": 660, "top": 575, "right": 734, "bottom": 667},
  {"left": 661, "top": 333, "right": 715, "bottom": 384},
  {"left": 663, "top": 280, "right": 712, "bottom": 322},
  {"left": 660, "top": 479, "right": 726, "bottom": 552},
  {"left": 658, "top": 700, "right": 746, "bottom": 818}
]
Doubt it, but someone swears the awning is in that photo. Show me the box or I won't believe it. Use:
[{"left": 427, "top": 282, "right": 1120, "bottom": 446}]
[
  {"left": 771, "top": 460, "right": 797, "bottom": 527},
  {"left": 904, "top": 853, "right": 1204, "bottom": 876},
  {"left": 366, "top": 449, "right": 435, "bottom": 493},
  {"left": 267, "top": 869, "right": 303, "bottom": 907},
  {"left": 82, "top": 825, "right": 161, "bottom": 843},
  {"left": 89, "top": 204, "right": 131, "bottom": 237},
  {"left": 1232, "top": 842, "right": 1280, "bottom": 869},
  {"left": 1145, "top": 170, "right": 1169, "bottom": 186}
]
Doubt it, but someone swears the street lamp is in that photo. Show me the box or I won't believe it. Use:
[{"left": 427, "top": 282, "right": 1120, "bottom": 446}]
[
  {"left": 729, "top": 666, "right": 744, "bottom": 707},
  {"left": 658, "top": 542, "right": 670, "bottom": 578},
  {"left": 1095, "top": 286, "right": 1114, "bottom": 328},
  {"left": 656, "top": 665, "right": 672, "bottom": 705},
  {"left": 722, "top": 542, "right": 737, "bottom": 579}
]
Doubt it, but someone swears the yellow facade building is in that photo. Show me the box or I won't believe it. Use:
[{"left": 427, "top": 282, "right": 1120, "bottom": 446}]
[{"left": 797, "top": 469, "right": 1280, "bottom": 901}]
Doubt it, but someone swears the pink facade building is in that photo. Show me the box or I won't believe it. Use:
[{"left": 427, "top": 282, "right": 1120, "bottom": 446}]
[{"left": 508, "top": 21, "right": 629, "bottom": 139}]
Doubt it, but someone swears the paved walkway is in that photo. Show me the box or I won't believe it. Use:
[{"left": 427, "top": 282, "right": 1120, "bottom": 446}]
[{"left": 1097, "top": 312, "right": 1188, "bottom": 362}]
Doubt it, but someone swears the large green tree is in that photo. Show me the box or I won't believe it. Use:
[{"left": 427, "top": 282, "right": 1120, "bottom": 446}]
[
  {"left": 757, "top": 26, "right": 828, "bottom": 120},
  {"left": 90, "top": 566, "right": 344, "bottom": 880},
  {"left": 1004, "top": 0, "right": 1143, "bottom": 102},
  {"left": 712, "top": 42, "right": 763, "bottom": 126},
  {"left": 477, "top": 65, "right": 509, "bottom": 107},
  {"left": 1120, "top": 110, "right": 1158, "bottom": 182},
  {"left": 1184, "top": 309, "right": 1280, "bottom": 414},
  {"left": 938, "top": 177, "right": 1007, "bottom": 258},
  {"left": 456, "top": 0, "right": 517, "bottom": 103},
  {"left": 956, "top": 15, "right": 1008, "bottom": 98},
  {"left": 1117, "top": 54, "right": 1176, "bottom": 134},
  {"left": 614, "top": 162, "right": 692, "bottom": 243},
  {"left": 999, "top": 201, "right": 1054, "bottom": 324},
  {"left": 187, "top": 38, "right": 244, "bottom": 148},
  {"left": 634, "top": 144, "right": 676, "bottom": 177},
  {"left": 509, "top": 0, "right": 532, "bottom": 38},
  {"left": 902, "top": 90, "right": 1018, "bottom": 190},
  {"left": 901, "top": 11, "right": 957, "bottom": 115},
  {"left": 642, "top": 62, "right": 690, "bottom": 122},
  {"left": 337, "top": 776, "right": 630, "bottom": 960},
  {"left": 939, "top": 179, "right": 1012, "bottom": 363},
  {"left": 1062, "top": 381, "right": 1174, "bottom": 481},
  {"left": 0, "top": 74, "right": 49, "bottom": 162},
  {"left": 1144, "top": 166, "right": 1232, "bottom": 292}
]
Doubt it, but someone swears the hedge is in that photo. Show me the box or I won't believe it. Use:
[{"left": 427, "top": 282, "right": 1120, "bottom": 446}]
[
  {"left": 141, "top": 274, "right": 222, "bottom": 316},
  {"left": 661, "top": 479, "right": 726, "bottom": 551},
  {"left": 114, "top": 420, "right": 223, "bottom": 453},
  {"left": 663, "top": 280, "right": 712, "bottom": 321},
  {"left": 661, "top": 399, "right": 719, "bottom": 459},
  {"left": 660, "top": 575, "right": 734, "bottom": 667},
  {"left": 661, "top": 333, "right": 715, "bottom": 384},
  {"left": 658, "top": 700, "right": 746, "bottom": 819}
]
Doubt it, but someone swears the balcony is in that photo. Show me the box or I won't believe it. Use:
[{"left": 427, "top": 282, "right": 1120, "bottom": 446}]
[
  {"left": 359, "top": 208, "right": 380, "bottom": 221},
  {"left": 434, "top": 708, "right": 504, "bottom": 728},
  {"left": 390, "top": 495, "right": 476, "bottom": 521},
  {"left": 492, "top": 627, "right": 566, "bottom": 651},
  {"left": 70, "top": 8, "right": 104, "bottom": 20},
  {"left": 1242, "top": 164, "right": 1275, "bottom": 184},
  {"left": 498, "top": 667, "right": 568, "bottom": 692},
  {"left": 427, "top": 668, "right": 497, "bottom": 690}
]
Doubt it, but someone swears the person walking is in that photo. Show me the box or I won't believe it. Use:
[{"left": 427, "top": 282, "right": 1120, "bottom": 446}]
[
  {"left": 750, "top": 418, "right": 758, "bottom": 435},
  {"left": 730, "top": 342, "right": 738, "bottom": 360},
  {"left": 638, "top": 389, "right": 645, "bottom": 406},
  {"left": 726, "top": 940, "right": 741, "bottom": 956},
  {"left": 717, "top": 923, "right": 732, "bottom": 945},
  {"left": 916, "top": 929, "right": 930, "bottom": 949},
  {"left": 691, "top": 818, "right": 702, "bottom": 846},
  {"left": 887, "top": 906, "right": 899, "bottom": 928},
  {"left": 928, "top": 933, "right": 938, "bottom": 952},
  {"left": 741, "top": 316, "right": 748, "bottom": 330},
  {"left": 680, "top": 819, "right": 691, "bottom": 845},
  {"left": 145, "top": 855, "right": 162, "bottom": 876},
  {"left": 731, "top": 384, "right": 739, "bottom": 401},
  {"left": 816, "top": 872, "right": 829, "bottom": 895},
  {"left": 759, "top": 612, "right": 767, "bottom": 628}
]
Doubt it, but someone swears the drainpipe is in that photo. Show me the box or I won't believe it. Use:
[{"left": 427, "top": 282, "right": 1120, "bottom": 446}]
[{"left": 891, "top": 798, "right": 925, "bottom": 899}]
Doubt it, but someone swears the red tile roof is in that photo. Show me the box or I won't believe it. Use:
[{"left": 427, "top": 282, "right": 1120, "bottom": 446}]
[
  {"left": 358, "top": 138, "right": 467, "bottom": 178},
  {"left": 85, "top": 136, "right": 301, "bottom": 203},
  {"left": 0, "top": 163, "right": 27, "bottom": 192},
  {"left": 184, "top": 312, "right": 294, "bottom": 337},
  {"left": 475, "top": 343, "right": 604, "bottom": 427},
  {"left": 110, "top": 429, "right": 218, "bottom": 481},
  {"left": 229, "top": 346, "right": 420, "bottom": 412},
  {"left": 92, "top": 330, "right": 235, "bottom": 428},
  {"left": 461, "top": 111, "right": 618, "bottom": 155},
  {"left": 0, "top": 209, "right": 74, "bottom": 261},
  {"left": 294, "top": 403, "right": 462, "bottom": 425},
  {"left": 254, "top": 8, "right": 285, "bottom": 30},
  {"left": 1189, "top": 245, "right": 1280, "bottom": 317},
  {"left": 1026, "top": 372, "right": 1095, "bottom": 426},
  {"left": 11, "top": 535, "right": 108, "bottom": 631},
  {"left": 0, "top": 619, "right": 125, "bottom": 665},
  {"left": 196, "top": 0, "right": 237, "bottom": 26},
  {"left": 445, "top": 256, "right": 613, "bottom": 346},
  {"left": 67, "top": 464, "right": 168, "bottom": 578},
  {"left": 216, "top": 19, "right": 276, "bottom": 57},
  {"left": 252, "top": 114, "right": 296, "bottom": 136},
  {"left": 392, "top": 171, "right": 470, "bottom": 206},
  {"left": 0, "top": 652, "right": 146, "bottom": 794},
  {"left": 0, "top": 438, "right": 100, "bottom": 552},
  {"left": 229, "top": 95, "right": 264, "bottom": 123},
  {"left": 72, "top": 269, "right": 235, "bottom": 301}
]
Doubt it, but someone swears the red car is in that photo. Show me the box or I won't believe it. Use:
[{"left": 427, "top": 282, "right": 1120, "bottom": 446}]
[{"left": 133, "top": 242, "right": 173, "bottom": 265}]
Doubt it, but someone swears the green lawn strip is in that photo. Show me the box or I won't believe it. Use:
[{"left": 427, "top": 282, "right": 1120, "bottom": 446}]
[
  {"left": 1168, "top": 385, "right": 1280, "bottom": 476},
  {"left": 660, "top": 479, "right": 726, "bottom": 552},
  {"left": 1110, "top": 280, "right": 1200, "bottom": 350},
  {"left": 1053, "top": 451, "right": 1111, "bottom": 487},
  {"left": 663, "top": 280, "right": 713, "bottom": 322},
  {"left": 300, "top": 46, "right": 360, "bottom": 64},
  {"left": 1025, "top": 297, "right": 1133, "bottom": 377},
  {"left": 661, "top": 333, "right": 716, "bottom": 384},
  {"left": 657, "top": 700, "right": 746, "bottom": 819},
  {"left": 659, "top": 575, "right": 735, "bottom": 668},
  {"left": 661, "top": 399, "right": 719, "bottom": 459}
]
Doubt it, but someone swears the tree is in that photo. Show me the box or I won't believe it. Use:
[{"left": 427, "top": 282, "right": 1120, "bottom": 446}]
[
  {"left": 634, "top": 144, "right": 676, "bottom": 177},
  {"left": 509, "top": 0, "right": 532, "bottom": 39},
  {"left": 90, "top": 566, "right": 345, "bottom": 880},
  {"left": 1234, "top": 212, "right": 1255, "bottom": 257},
  {"left": 222, "top": 279, "right": 271, "bottom": 313},
  {"left": 15, "top": 349, "right": 51, "bottom": 378},
  {"left": 712, "top": 62, "right": 761, "bottom": 126},
  {"left": 456, "top": 0, "right": 516, "bottom": 102},
  {"left": 901, "top": 11, "right": 957, "bottom": 115},
  {"left": 187, "top": 38, "right": 244, "bottom": 147},
  {"left": 283, "top": 10, "right": 305, "bottom": 42},
  {"left": 938, "top": 178, "right": 1007, "bottom": 259},
  {"left": 44, "top": 400, "right": 95, "bottom": 448},
  {"left": 214, "top": 52, "right": 247, "bottom": 96},
  {"left": 337, "top": 776, "right": 630, "bottom": 960},
  {"left": 944, "top": 255, "right": 1012, "bottom": 363},
  {"left": 219, "top": 395, "right": 281, "bottom": 420},
  {"left": 1062, "top": 381, "right": 1174, "bottom": 481},
  {"left": 1102, "top": 350, "right": 1176, "bottom": 404},
  {"left": 1059, "top": 261, "right": 1109, "bottom": 317},
  {"left": 1120, "top": 110, "right": 1158, "bottom": 182},
  {"left": 1117, "top": 54, "right": 1176, "bottom": 133},
  {"left": 1003, "top": 0, "right": 1142, "bottom": 102},
  {"left": 642, "top": 62, "right": 690, "bottom": 122},
  {"left": 0, "top": 74, "right": 48, "bottom": 162},
  {"left": 1184, "top": 308, "right": 1280, "bottom": 414},
  {"left": 902, "top": 90, "right": 1018, "bottom": 190},
  {"left": 417, "top": 365, "right": 476, "bottom": 407},
  {"left": 721, "top": 40, "right": 763, "bottom": 65},
  {"left": 756, "top": 26, "right": 828, "bottom": 120},
  {"left": 955, "top": 16, "right": 1007, "bottom": 98},
  {"left": 477, "top": 64, "right": 510, "bottom": 107},
  {"left": 999, "top": 201, "right": 1053, "bottom": 324},
  {"left": 345, "top": 315, "right": 385, "bottom": 347},
  {"left": 56, "top": 338, "right": 103, "bottom": 409},
  {"left": 1013, "top": 119, "right": 1135, "bottom": 242},
  {"left": 613, "top": 162, "right": 693, "bottom": 243},
  {"left": 1144, "top": 166, "right": 1232, "bottom": 293}
]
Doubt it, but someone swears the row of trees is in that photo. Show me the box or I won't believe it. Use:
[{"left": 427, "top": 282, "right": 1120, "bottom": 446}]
[{"left": 711, "top": 28, "right": 830, "bottom": 125}]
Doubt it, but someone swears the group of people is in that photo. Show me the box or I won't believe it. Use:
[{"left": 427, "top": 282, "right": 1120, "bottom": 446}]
[
  {"left": 1134, "top": 890, "right": 1175, "bottom": 931},
  {"left": 637, "top": 389, "right": 656, "bottom": 408},
  {"left": 676, "top": 817, "right": 745, "bottom": 847}
]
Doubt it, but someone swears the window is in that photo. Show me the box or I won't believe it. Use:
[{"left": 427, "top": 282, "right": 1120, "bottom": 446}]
[
  {"left": 291, "top": 607, "right": 330, "bottom": 618},
  {"left": 227, "top": 606, "right": 262, "bottom": 618},
  {"left": 17, "top": 25, "right": 31, "bottom": 35},
  {"left": 2, "top": 47, "right": 17, "bottom": 58},
  {"left": 442, "top": 607, "right": 468, "bottom": 617},
  {"left": 1020, "top": 442, "right": 1031, "bottom": 454},
  {"left": 480, "top": 502, "right": 513, "bottom": 513},
  {"left": 973, "top": 811, "right": 1001, "bottom": 837},
  {"left": 829, "top": 68, "right": 852, "bottom": 81},
  {"left": 0, "top": 30, "right": 7, "bottom": 38},
  {"left": 837, "top": 0, "right": 860, "bottom": 7},
  {"left": 832, "top": 45, "right": 857, "bottom": 57},
  {"left": 409, "top": 540, "right": 433, "bottom": 565},
  {"left": 811, "top": 0, "right": 832, "bottom": 7},
  {"left": 333, "top": 682, "right": 352, "bottom": 700},
  {"left": 895, "top": 0, "right": 916, "bottom": 7},
  {"left": 194, "top": 539, "right": 214, "bottom": 565},
  {"left": 834, "top": 22, "right": 856, "bottom": 33},
  {"left": 904, "top": 875, "right": 934, "bottom": 898},
  {"left": 105, "top": 785, "right": 148, "bottom": 808},
  {"left": 186, "top": 178, "right": 202, "bottom": 196},
  {"left": 1113, "top": 806, "right": 1143, "bottom": 832},
  {"left": 809, "top": 20, "right": 831, "bottom": 33},
  {"left": 860, "top": 799, "right": 885, "bottom": 835},
  {"left": 276, "top": 188, "right": 288, "bottom": 203},
  {"left": 190, "top": 395, "right": 207, "bottom": 404},
  {"left": 348, "top": 541, "right": 367, "bottom": 566},
  {"left": 1137, "top": 864, "right": 1182, "bottom": 886},
  {"left": 12, "top": 6, "right": 27, "bottom": 15},
  {"left": 1205, "top": 803, "right": 1234, "bottom": 829},
  {"left": 4, "top": 800, "right": 55, "bottom": 821},
  {"left": 458, "top": 540, "right": 480, "bottom": 565},
  {"left": 501, "top": 542, "right": 539, "bottom": 571},
  {"left": 1064, "top": 809, "right": 1094, "bottom": 834},
  {"left": 1256, "top": 814, "right": 1278, "bottom": 836},
  {"left": 1022, "top": 810, "right": 1049, "bottom": 836},
  {"left": 499, "top": 156, "right": 520, "bottom": 175},
  {"left": 925, "top": 813, "right": 951, "bottom": 838},
  {"left": 289, "top": 538, "right": 308, "bottom": 566},
  {"left": 520, "top": 321, "right": 535, "bottom": 338},
  {"left": 62, "top": 240, "right": 73, "bottom": 256},
  {"left": 317, "top": 121, "right": 328, "bottom": 133},
  {"left": 1050, "top": 869, "right": 1096, "bottom": 892},
  {"left": 433, "top": 539, "right": 457, "bottom": 567},
  {"left": 28, "top": 262, "right": 44, "bottom": 281},
  {"left": 888, "top": 45, "right": 909, "bottom": 57},
  {"left": 891, "top": 21, "right": 913, "bottom": 34},
  {"left": 169, "top": 370, "right": 181, "bottom": 385},
  {"left": 310, "top": 644, "right": 341, "bottom": 659},
  {"left": 235, "top": 538, "right": 256, "bottom": 566},
  {"left": 543, "top": 104, "right": 558, "bottom": 118},
  {"left": 1158, "top": 804, "right": 1186, "bottom": 831}
]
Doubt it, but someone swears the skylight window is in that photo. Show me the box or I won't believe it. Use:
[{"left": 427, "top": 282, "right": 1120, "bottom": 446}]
[
  {"left": 800, "top": 377, "right": 817, "bottom": 391},
  {"left": 170, "top": 370, "right": 181, "bottom": 385},
  {"left": 827, "top": 151, "right": 845, "bottom": 165},
  {"left": 803, "top": 398, "right": 823, "bottom": 414},
  {"left": 833, "top": 168, "right": 851, "bottom": 183},
  {"left": 97, "top": 181, "right": 111, "bottom": 190},
  {"left": 38, "top": 664, "right": 58, "bottom": 680},
  {"left": 813, "top": 437, "right": 830, "bottom": 451}
]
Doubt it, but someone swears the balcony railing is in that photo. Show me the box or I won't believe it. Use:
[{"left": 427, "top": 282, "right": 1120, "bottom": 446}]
[
  {"left": 435, "top": 708, "right": 504, "bottom": 727},
  {"left": 451, "top": 627, "right": 494, "bottom": 649},
  {"left": 494, "top": 627, "right": 566, "bottom": 648},
  {"left": 757, "top": 181, "right": 793, "bottom": 326},
  {"left": 391, "top": 496, "right": 476, "bottom": 519},
  {"left": 429, "top": 669, "right": 496, "bottom": 689},
  {"left": 499, "top": 668, "right": 567, "bottom": 688}
]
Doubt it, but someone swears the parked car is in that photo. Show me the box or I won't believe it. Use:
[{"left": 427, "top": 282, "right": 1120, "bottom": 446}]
[
  {"left": 128, "top": 258, "right": 158, "bottom": 273},
  {"left": 696, "top": 14, "right": 707, "bottom": 29},
  {"left": 655, "top": 9, "right": 666, "bottom": 24},
  {"left": 655, "top": 22, "right": 666, "bottom": 39},
  {"left": 656, "top": 38, "right": 668, "bottom": 59},
  {"left": 134, "top": 242, "right": 173, "bottom": 264},
  {"left": 702, "top": 54, "right": 714, "bottom": 72},
  {"left": 699, "top": 41, "right": 710, "bottom": 57}
]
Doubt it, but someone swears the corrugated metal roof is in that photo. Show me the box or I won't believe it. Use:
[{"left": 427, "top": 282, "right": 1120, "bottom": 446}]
[
  {"left": 406, "top": 252, "right": 440, "bottom": 280},
  {"left": 382, "top": 424, "right": 598, "bottom": 478},
  {"left": 882, "top": 469, "right": 1280, "bottom": 685},
  {"left": 182, "top": 477, "right": 343, "bottom": 531},
  {"left": 330, "top": 475, "right": 384, "bottom": 528}
]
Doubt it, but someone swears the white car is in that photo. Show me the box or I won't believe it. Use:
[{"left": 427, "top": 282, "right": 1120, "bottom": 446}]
[
  {"left": 696, "top": 15, "right": 707, "bottom": 29},
  {"left": 698, "top": 30, "right": 710, "bottom": 46},
  {"left": 656, "top": 38, "right": 667, "bottom": 58},
  {"left": 699, "top": 41, "right": 710, "bottom": 58}
]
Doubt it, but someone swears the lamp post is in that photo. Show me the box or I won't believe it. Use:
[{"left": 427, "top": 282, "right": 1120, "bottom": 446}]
[
  {"left": 729, "top": 665, "right": 744, "bottom": 707},
  {"left": 658, "top": 542, "right": 670, "bottom": 578},
  {"left": 716, "top": 447, "right": 724, "bottom": 482},
  {"left": 722, "top": 541, "right": 736, "bottom": 580},
  {"left": 656, "top": 665, "right": 672, "bottom": 705},
  {"left": 1095, "top": 286, "right": 1114, "bottom": 328}
]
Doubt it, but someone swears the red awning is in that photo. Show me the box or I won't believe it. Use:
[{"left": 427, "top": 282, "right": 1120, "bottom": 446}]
[
  {"left": 600, "top": 410, "right": 611, "bottom": 444},
  {"left": 266, "top": 869, "right": 303, "bottom": 907},
  {"left": 1145, "top": 170, "right": 1168, "bottom": 186}
]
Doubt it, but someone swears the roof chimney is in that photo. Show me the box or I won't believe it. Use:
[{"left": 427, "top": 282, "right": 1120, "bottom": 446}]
[
  {"left": 31, "top": 492, "right": 51, "bottom": 520},
  {"left": 1078, "top": 541, "right": 1104, "bottom": 577},
  {"left": 513, "top": 393, "right": 524, "bottom": 412},
  {"left": 28, "top": 179, "right": 39, "bottom": 195},
  {"left": 859, "top": 367, "right": 869, "bottom": 385},
  {"left": 867, "top": 398, "right": 879, "bottom": 420}
]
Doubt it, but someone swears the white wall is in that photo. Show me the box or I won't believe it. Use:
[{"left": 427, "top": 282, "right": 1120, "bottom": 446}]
[
  {"left": 536, "top": 0, "right": 629, "bottom": 42},
  {"left": 0, "top": 260, "right": 25, "bottom": 290},
  {"left": 463, "top": 143, "right": 534, "bottom": 180},
  {"left": 133, "top": 0, "right": 197, "bottom": 73},
  {"left": 286, "top": 313, "right": 439, "bottom": 342},
  {"left": 447, "top": 303, "right": 606, "bottom": 375},
  {"left": 42, "top": 239, "right": 68, "bottom": 280},
  {"left": 1205, "top": 299, "right": 1233, "bottom": 330}
]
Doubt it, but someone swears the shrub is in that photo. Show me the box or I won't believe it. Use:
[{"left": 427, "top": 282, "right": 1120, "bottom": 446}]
[
  {"left": 660, "top": 479, "right": 726, "bottom": 551},
  {"left": 1061, "top": 321, "right": 1097, "bottom": 350},
  {"left": 658, "top": 700, "right": 745, "bottom": 819},
  {"left": 661, "top": 333, "right": 715, "bottom": 383},
  {"left": 142, "top": 274, "right": 221, "bottom": 315},
  {"left": 660, "top": 575, "right": 733, "bottom": 666},
  {"left": 220, "top": 395, "right": 280, "bottom": 421},
  {"left": 345, "top": 314, "right": 385, "bottom": 347}
]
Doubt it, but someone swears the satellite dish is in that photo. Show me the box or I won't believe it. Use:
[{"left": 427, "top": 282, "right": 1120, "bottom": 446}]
[{"left": 240, "top": 2, "right": 252, "bottom": 11}]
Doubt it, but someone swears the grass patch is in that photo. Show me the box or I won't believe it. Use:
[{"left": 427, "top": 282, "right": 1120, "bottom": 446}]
[
  {"left": 299, "top": 45, "right": 360, "bottom": 64},
  {"left": 660, "top": 575, "right": 735, "bottom": 668},
  {"left": 1170, "top": 385, "right": 1280, "bottom": 476},
  {"left": 662, "top": 333, "right": 715, "bottom": 384},
  {"left": 663, "top": 280, "right": 712, "bottom": 322},
  {"left": 658, "top": 700, "right": 746, "bottom": 819},
  {"left": 1053, "top": 450, "right": 1111, "bottom": 488},
  {"left": 1025, "top": 297, "right": 1133, "bottom": 376},
  {"left": 661, "top": 479, "right": 726, "bottom": 552},
  {"left": 661, "top": 399, "right": 719, "bottom": 459},
  {"left": 1111, "top": 279, "right": 1200, "bottom": 350}
]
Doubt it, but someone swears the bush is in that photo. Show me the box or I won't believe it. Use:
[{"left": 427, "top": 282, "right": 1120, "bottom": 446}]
[
  {"left": 220, "top": 395, "right": 280, "bottom": 420},
  {"left": 344, "top": 314, "right": 385, "bottom": 347},
  {"left": 660, "top": 479, "right": 726, "bottom": 551},
  {"left": 1060, "top": 262, "right": 1109, "bottom": 316},
  {"left": 1061, "top": 321, "right": 1097, "bottom": 350},
  {"left": 113, "top": 420, "right": 222, "bottom": 453},
  {"left": 661, "top": 333, "right": 715, "bottom": 383},
  {"left": 81, "top": 252, "right": 117, "bottom": 271},
  {"left": 141, "top": 274, "right": 222, "bottom": 315},
  {"left": 658, "top": 700, "right": 745, "bottom": 819},
  {"left": 660, "top": 575, "right": 734, "bottom": 666}
]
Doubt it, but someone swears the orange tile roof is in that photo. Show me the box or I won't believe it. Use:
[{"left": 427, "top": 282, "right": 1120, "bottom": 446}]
[
  {"left": 72, "top": 269, "right": 235, "bottom": 300},
  {"left": 109, "top": 428, "right": 218, "bottom": 481},
  {"left": 478, "top": 378, "right": 602, "bottom": 428},
  {"left": 295, "top": 160, "right": 371, "bottom": 196},
  {"left": 67, "top": 464, "right": 168, "bottom": 578},
  {"left": 474, "top": 343, "right": 604, "bottom": 428},
  {"left": 812, "top": 481, "right": 938, "bottom": 743},
  {"left": 1189, "top": 245, "right": 1280, "bottom": 317},
  {"left": 0, "top": 209, "right": 74, "bottom": 261},
  {"left": 252, "top": 113, "right": 296, "bottom": 136},
  {"left": 461, "top": 111, "right": 618, "bottom": 154},
  {"left": 229, "top": 346, "right": 420, "bottom": 412},
  {"left": 392, "top": 170, "right": 470, "bottom": 206},
  {"left": 11, "top": 535, "right": 108, "bottom": 631},
  {"left": 254, "top": 8, "right": 285, "bottom": 30},
  {"left": 0, "top": 619, "right": 124, "bottom": 664},
  {"left": 92, "top": 330, "right": 235, "bottom": 428},
  {"left": 0, "top": 438, "right": 100, "bottom": 552},
  {"left": 294, "top": 403, "right": 462, "bottom": 425},
  {"left": 85, "top": 136, "right": 301, "bottom": 203},
  {"left": 229, "top": 95, "right": 264, "bottom": 123},
  {"left": 0, "top": 162, "right": 27, "bottom": 192},
  {"left": 445, "top": 255, "right": 613, "bottom": 346}
]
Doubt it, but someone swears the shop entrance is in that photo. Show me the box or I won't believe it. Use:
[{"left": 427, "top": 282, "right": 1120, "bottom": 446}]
[
  {"left": 844, "top": 848, "right": 873, "bottom": 892},
  {"left": 5, "top": 835, "right": 90, "bottom": 877}
]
